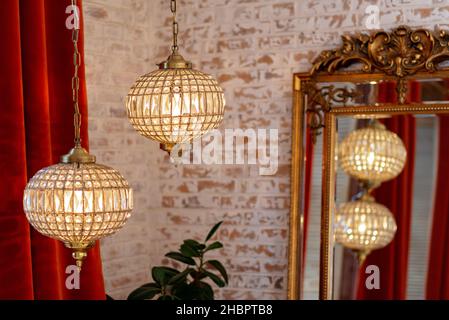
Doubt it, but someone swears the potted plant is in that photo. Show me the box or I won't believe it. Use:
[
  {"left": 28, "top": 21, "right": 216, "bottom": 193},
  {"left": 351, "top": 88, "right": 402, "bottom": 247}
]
[{"left": 127, "top": 221, "right": 228, "bottom": 300}]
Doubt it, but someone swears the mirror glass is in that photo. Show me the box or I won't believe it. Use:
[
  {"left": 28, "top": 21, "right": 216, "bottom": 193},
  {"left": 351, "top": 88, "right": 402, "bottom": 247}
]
[
  {"left": 303, "top": 79, "right": 445, "bottom": 300},
  {"left": 332, "top": 115, "right": 437, "bottom": 300}
]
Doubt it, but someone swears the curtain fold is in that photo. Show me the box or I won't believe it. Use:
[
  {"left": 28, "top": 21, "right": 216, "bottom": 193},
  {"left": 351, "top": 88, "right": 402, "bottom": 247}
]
[
  {"left": 357, "top": 81, "right": 417, "bottom": 300},
  {"left": 0, "top": 0, "right": 105, "bottom": 300},
  {"left": 0, "top": 0, "right": 34, "bottom": 300},
  {"left": 426, "top": 115, "right": 449, "bottom": 300}
]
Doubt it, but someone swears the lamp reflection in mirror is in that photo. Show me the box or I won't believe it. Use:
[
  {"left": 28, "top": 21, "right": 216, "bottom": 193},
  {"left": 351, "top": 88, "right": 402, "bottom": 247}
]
[
  {"left": 338, "top": 120, "right": 407, "bottom": 183},
  {"left": 335, "top": 194, "right": 397, "bottom": 263}
]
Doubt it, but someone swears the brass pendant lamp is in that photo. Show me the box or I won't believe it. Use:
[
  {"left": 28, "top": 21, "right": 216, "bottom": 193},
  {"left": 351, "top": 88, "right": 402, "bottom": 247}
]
[
  {"left": 23, "top": 0, "right": 133, "bottom": 270},
  {"left": 125, "top": 0, "right": 226, "bottom": 154}
]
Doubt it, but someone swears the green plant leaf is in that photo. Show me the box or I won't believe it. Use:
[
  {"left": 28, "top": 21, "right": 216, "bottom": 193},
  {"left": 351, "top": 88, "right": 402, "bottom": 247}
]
[
  {"left": 190, "top": 270, "right": 208, "bottom": 281},
  {"left": 196, "top": 281, "right": 215, "bottom": 300},
  {"left": 180, "top": 243, "right": 200, "bottom": 257},
  {"left": 127, "top": 283, "right": 161, "bottom": 300},
  {"left": 172, "top": 282, "right": 194, "bottom": 300},
  {"left": 205, "top": 241, "right": 223, "bottom": 252},
  {"left": 168, "top": 268, "right": 193, "bottom": 285},
  {"left": 175, "top": 282, "right": 214, "bottom": 300},
  {"left": 207, "top": 260, "right": 228, "bottom": 284},
  {"left": 184, "top": 239, "right": 206, "bottom": 250},
  {"left": 152, "top": 266, "right": 179, "bottom": 286},
  {"left": 205, "top": 221, "right": 223, "bottom": 242},
  {"left": 205, "top": 271, "right": 226, "bottom": 288},
  {"left": 158, "top": 295, "right": 173, "bottom": 301},
  {"left": 165, "top": 252, "right": 196, "bottom": 265}
]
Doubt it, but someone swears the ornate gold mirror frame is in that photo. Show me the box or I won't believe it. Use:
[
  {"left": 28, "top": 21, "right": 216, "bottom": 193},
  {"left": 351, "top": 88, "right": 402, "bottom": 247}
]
[{"left": 288, "top": 26, "right": 449, "bottom": 300}]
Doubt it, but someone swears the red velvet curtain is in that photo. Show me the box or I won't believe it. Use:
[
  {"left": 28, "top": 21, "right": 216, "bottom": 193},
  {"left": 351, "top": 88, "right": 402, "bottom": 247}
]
[
  {"left": 0, "top": 0, "right": 105, "bottom": 299},
  {"left": 426, "top": 115, "right": 449, "bottom": 299},
  {"left": 357, "top": 81, "right": 417, "bottom": 299}
]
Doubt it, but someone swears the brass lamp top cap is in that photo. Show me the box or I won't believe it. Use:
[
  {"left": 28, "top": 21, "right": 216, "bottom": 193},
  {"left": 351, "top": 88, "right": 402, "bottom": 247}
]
[
  {"left": 158, "top": 53, "right": 192, "bottom": 69},
  {"left": 60, "top": 146, "right": 96, "bottom": 164}
]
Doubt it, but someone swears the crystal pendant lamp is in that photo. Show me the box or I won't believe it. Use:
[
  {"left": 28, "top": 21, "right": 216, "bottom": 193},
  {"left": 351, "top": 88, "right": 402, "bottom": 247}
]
[
  {"left": 338, "top": 120, "right": 407, "bottom": 183},
  {"left": 335, "top": 194, "right": 397, "bottom": 263},
  {"left": 125, "top": 0, "right": 226, "bottom": 154},
  {"left": 23, "top": 0, "right": 133, "bottom": 270}
]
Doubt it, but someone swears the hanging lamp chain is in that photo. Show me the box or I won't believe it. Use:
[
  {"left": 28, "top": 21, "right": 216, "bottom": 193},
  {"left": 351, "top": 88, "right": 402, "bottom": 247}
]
[
  {"left": 61, "top": 0, "right": 96, "bottom": 164},
  {"left": 72, "top": 0, "right": 82, "bottom": 147},
  {"left": 171, "top": 0, "right": 179, "bottom": 54},
  {"left": 158, "top": 0, "right": 192, "bottom": 69}
]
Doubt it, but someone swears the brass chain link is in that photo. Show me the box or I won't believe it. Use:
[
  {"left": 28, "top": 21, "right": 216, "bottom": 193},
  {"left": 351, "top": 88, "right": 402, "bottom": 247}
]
[
  {"left": 171, "top": 0, "right": 178, "bottom": 53},
  {"left": 71, "top": 0, "right": 82, "bottom": 147}
]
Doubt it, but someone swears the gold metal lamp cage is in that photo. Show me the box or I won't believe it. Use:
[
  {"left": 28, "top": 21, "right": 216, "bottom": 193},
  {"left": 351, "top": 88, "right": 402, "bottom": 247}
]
[
  {"left": 125, "top": 0, "right": 226, "bottom": 154},
  {"left": 23, "top": 0, "right": 133, "bottom": 270}
]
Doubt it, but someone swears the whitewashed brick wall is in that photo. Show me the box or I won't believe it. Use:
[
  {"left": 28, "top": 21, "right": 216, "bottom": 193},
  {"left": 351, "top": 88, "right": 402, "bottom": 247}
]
[
  {"left": 83, "top": 0, "right": 449, "bottom": 300},
  {"left": 83, "top": 0, "right": 164, "bottom": 298}
]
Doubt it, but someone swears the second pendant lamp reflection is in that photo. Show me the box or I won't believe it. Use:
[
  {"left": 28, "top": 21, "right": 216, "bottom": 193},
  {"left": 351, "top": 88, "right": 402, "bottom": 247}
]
[
  {"left": 335, "top": 119, "right": 407, "bottom": 264},
  {"left": 126, "top": 0, "right": 226, "bottom": 154}
]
